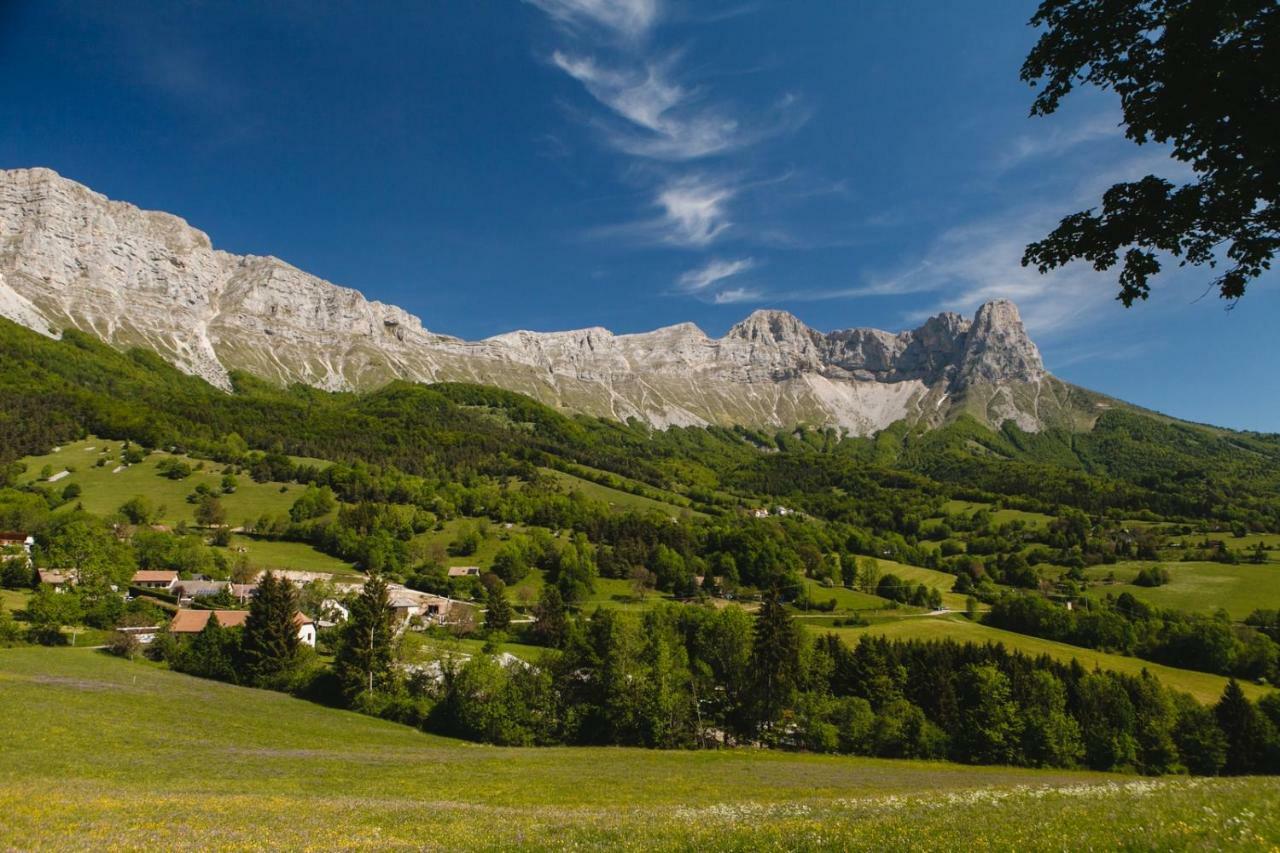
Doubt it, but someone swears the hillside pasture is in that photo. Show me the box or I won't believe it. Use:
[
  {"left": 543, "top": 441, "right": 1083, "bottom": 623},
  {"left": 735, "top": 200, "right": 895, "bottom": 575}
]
[
  {"left": 1082, "top": 560, "right": 1280, "bottom": 620},
  {"left": 18, "top": 439, "right": 302, "bottom": 525},
  {"left": 0, "top": 648, "right": 1275, "bottom": 850}
]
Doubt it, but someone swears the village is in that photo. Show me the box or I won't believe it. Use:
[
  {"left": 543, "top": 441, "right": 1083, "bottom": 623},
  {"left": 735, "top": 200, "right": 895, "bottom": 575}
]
[{"left": 6, "top": 528, "right": 486, "bottom": 674}]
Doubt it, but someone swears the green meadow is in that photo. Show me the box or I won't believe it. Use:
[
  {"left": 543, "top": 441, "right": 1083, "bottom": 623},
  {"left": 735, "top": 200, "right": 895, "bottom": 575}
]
[
  {"left": 0, "top": 647, "right": 1275, "bottom": 851},
  {"left": 1082, "top": 560, "right": 1280, "bottom": 620},
  {"left": 18, "top": 438, "right": 303, "bottom": 525}
]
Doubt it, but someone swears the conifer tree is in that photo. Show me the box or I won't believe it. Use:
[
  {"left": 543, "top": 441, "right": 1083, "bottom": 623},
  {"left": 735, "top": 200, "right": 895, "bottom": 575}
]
[
  {"left": 335, "top": 573, "right": 397, "bottom": 699},
  {"left": 750, "top": 588, "right": 800, "bottom": 735},
  {"left": 241, "top": 571, "right": 300, "bottom": 685},
  {"left": 485, "top": 578, "right": 513, "bottom": 633},
  {"left": 1216, "top": 679, "right": 1271, "bottom": 775},
  {"left": 531, "top": 584, "right": 568, "bottom": 648}
]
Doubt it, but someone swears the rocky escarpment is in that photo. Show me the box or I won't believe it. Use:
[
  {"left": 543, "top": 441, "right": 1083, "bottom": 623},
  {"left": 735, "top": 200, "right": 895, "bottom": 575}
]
[{"left": 0, "top": 167, "right": 1088, "bottom": 433}]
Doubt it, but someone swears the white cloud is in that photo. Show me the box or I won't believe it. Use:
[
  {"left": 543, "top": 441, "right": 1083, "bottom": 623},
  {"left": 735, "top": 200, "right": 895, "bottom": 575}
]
[
  {"left": 656, "top": 177, "right": 736, "bottom": 245},
  {"left": 998, "top": 109, "right": 1124, "bottom": 171},
  {"left": 678, "top": 256, "right": 755, "bottom": 291},
  {"left": 525, "top": 0, "right": 660, "bottom": 41},
  {"left": 551, "top": 50, "right": 773, "bottom": 161},
  {"left": 714, "top": 286, "right": 765, "bottom": 304}
]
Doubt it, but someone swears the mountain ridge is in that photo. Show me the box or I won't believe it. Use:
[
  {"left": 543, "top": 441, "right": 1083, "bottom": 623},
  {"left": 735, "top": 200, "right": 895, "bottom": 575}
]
[{"left": 0, "top": 167, "right": 1098, "bottom": 433}]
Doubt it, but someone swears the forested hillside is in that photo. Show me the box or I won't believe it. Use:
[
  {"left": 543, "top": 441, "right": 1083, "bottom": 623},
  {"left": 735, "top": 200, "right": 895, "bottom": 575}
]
[{"left": 3, "top": 317, "right": 1280, "bottom": 776}]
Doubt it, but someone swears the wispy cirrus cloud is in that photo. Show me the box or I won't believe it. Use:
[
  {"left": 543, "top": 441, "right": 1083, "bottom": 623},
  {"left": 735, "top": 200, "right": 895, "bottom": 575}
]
[
  {"left": 525, "top": 0, "right": 659, "bottom": 42},
  {"left": 997, "top": 108, "right": 1123, "bottom": 171},
  {"left": 551, "top": 51, "right": 745, "bottom": 160},
  {"left": 656, "top": 176, "right": 736, "bottom": 245},
  {"left": 678, "top": 256, "right": 754, "bottom": 291},
  {"left": 713, "top": 286, "right": 765, "bottom": 304},
  {"left": 528, "top": 0, "right": 808, "bottom": 278}
]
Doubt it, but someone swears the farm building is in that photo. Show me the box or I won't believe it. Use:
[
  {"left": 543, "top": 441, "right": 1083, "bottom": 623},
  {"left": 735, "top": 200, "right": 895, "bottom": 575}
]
[
  {"left": 132, "top": 570, "right": 178, "bottom": 590},
  {"left": 168, "top": 609, "right": 317, "bottom": 647}
]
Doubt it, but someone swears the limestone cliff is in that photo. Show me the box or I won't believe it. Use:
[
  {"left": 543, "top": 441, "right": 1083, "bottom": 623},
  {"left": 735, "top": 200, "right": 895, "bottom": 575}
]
[{"left": 0, "top": 167, "right": 1095, "bottom": 433}]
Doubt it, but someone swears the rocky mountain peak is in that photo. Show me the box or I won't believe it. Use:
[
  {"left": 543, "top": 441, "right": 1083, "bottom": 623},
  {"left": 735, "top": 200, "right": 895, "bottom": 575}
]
[
  {"left": 959, "top": 299, "right": 1045, "bottom": 384},
  {"left": 0, "top": 167, "right": 1068, "bottom": 434},
  {"left": 727, "top": 309, "right": 817, "bottom": 345}
]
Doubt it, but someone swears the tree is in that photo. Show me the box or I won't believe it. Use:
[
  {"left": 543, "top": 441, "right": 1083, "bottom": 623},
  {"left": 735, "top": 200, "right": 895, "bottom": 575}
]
[
  {"left": 531, "top": 584, "right": 568, "bottom": 648},
  {"left": 119, "top": 495, "right": 155, "bottom": 525},
  {"left": 1215, "top": 679, "right": 1271, "bottom": 775},
  {"left": 241, "top": 572, "right": 301, "bottom": 685},
  {"left": 194, "top": 494, "right": 226, "bottom": 528},
  {"left": 856, "top": 556, "right": 880, "bottom": 593},
  {"left": 956, "top": 664, "right": 1025, "bottom": 765},
  {"left": 749, "top": 589, "right": 801, "bottom": 734},
  {"left": 25, "top": 585, "right": 82, "bottom": 645},
  {"left": 485, "top": 578, "right": 513, "bottom": 634},
  {"left": 1020, "top": 0, "right": 1279, "bottom": 306},
  {"left": 174, "top": 615, "right": 241, "bottom": 683},
  {"left": 335, "top": 574, "right": 398, "bottom": 699}
]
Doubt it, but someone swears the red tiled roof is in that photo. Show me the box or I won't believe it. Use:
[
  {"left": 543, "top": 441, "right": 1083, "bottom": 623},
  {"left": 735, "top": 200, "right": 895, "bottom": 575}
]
[
  {"left": 169, "top": 609, "right": 312, "bottom": 634},
  {"left": 132, "top": 570, "right": 178, "bottom": 583}
]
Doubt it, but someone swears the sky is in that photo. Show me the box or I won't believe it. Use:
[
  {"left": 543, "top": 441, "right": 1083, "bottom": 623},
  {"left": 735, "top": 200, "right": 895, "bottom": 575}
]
[{"left": 0, "top": 0, "right": 1275, "bottom": 431}]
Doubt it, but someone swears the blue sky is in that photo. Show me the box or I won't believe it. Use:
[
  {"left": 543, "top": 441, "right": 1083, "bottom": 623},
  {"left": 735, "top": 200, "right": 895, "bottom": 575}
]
[{"left": 1, "top": 1, "right": 1275, "bottom": 431}]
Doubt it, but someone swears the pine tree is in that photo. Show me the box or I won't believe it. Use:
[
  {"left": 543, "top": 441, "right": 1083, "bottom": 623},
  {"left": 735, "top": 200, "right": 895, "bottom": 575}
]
[
  {"left": 749, "top": 588, "right": 800, "bottom": 735},
  {"left": 531, "top": 584, "right": 568, "bottom": 648},
  {"left": 485, "top": 579, "right": 513, "bottom": 633},
  {"left": 1216, "top": 679, "right": 1270, "bottom": 775},
  {"left": 335, "top": 574, "right": 397, "bottom": 699},
  {"left": 241, "top": 571, "right": 300, "bottom": 685}
]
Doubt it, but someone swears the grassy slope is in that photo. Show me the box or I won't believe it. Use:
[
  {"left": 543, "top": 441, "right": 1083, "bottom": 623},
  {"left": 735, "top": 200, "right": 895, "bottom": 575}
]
[
  {"left": 1, "top": 648, "right": 1276, "bottom": 850},
  {"left": 820, "top": 615, "right": 1265, "bottom": 704},
  {"left": 544, "top": 468, "right": 697, "bottom": 517},
  {"left": 19, "top": 438, "right": 301, "bottom": 526},
  {"left": 1082, "top": 560, "right": 1280, "bottom": 620}
]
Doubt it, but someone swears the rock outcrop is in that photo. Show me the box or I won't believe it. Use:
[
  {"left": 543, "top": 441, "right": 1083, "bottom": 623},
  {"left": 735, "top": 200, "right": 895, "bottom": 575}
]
[{"left": 0, "top": 167, "right": 1083, "bottom": 433}]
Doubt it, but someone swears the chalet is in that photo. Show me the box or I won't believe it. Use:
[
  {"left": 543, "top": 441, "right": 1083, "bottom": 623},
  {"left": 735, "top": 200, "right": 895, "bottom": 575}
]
[
  {"left": 38, "top": 569, "right": 76, "bottom": 593},
  {"left": 447, "top": 566, "right": 481, "bottom": 578},
  {"left": 168, "top": 609, "right": 316, "bottom": 647},
  {"left": 0, "top": 532, "right": 34, "bottom": 562},
  {"left": 132, "top": 570, "right": 179, "bottom": 590}
]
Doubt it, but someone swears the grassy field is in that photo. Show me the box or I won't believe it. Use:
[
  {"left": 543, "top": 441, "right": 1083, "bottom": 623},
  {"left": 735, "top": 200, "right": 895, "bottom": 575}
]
[
  {"left": 18, "top": 438, "right": 302, "bottom": 525},
  {"left": 938, "top": 500, "right": 1055, "bottom": 528},
  {"left": 797, "top": 578, "right": 886, "bottom": 612},
  {"left": 544, "top": 468, "right": 695, "bottom": 517},
  {"left": 874, "top": 559, "right": 969, "bottom": 610},
  {"left": 227, "top": 534, "right": 358, "bottom": 576},
  {"left": 1081, "top": 560, "right": 1280, "bottom": 619},
  {"left": 0, "top": 648, "right": 1276, "bottom": 850},
  {"left": 820, "top": 614, "right": 1266, "bottom": 704}
]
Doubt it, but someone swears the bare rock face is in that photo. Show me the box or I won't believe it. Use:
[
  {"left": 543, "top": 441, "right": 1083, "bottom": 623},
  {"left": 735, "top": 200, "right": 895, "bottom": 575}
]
[{"left": 0, "top": 167, "right": 1069, "bottom": 434}]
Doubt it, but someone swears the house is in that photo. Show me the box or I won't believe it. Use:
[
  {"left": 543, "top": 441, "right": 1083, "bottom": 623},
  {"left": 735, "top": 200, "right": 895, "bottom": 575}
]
[
  {"left": 751, "top": 508, "right": 770, "bottom": 519},
  {"left": 388, "top": 588, "right": 454, "bottom": 626},
  {"left": 132, "top": 570, "right": 178, "bottom": 590},
  {"left": 447, "top": 566, "right": 481, "bottom": 578},
  {"left": 0, "top": 532, "right": 34, "bottom": 562},
  {"left": 38, "top": 569, "right": 76, "bottom": 593},
  {"left": 317, "top": 598, "right": 350, "bottom": 628},
  {"left": 168, "top": 609, "right": 316, "bottom": 647},
  {"left": 172, "top": 579, "right": 230, "bottom": 604},
  {"left": 230, "top": 581, "right": 257, "bottom": 601}
]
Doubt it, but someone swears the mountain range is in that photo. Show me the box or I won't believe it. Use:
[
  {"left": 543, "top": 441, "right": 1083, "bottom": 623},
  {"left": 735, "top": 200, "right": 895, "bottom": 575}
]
[{"left": 0, "top": 167, "right": 1105, "bottom": 433}]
